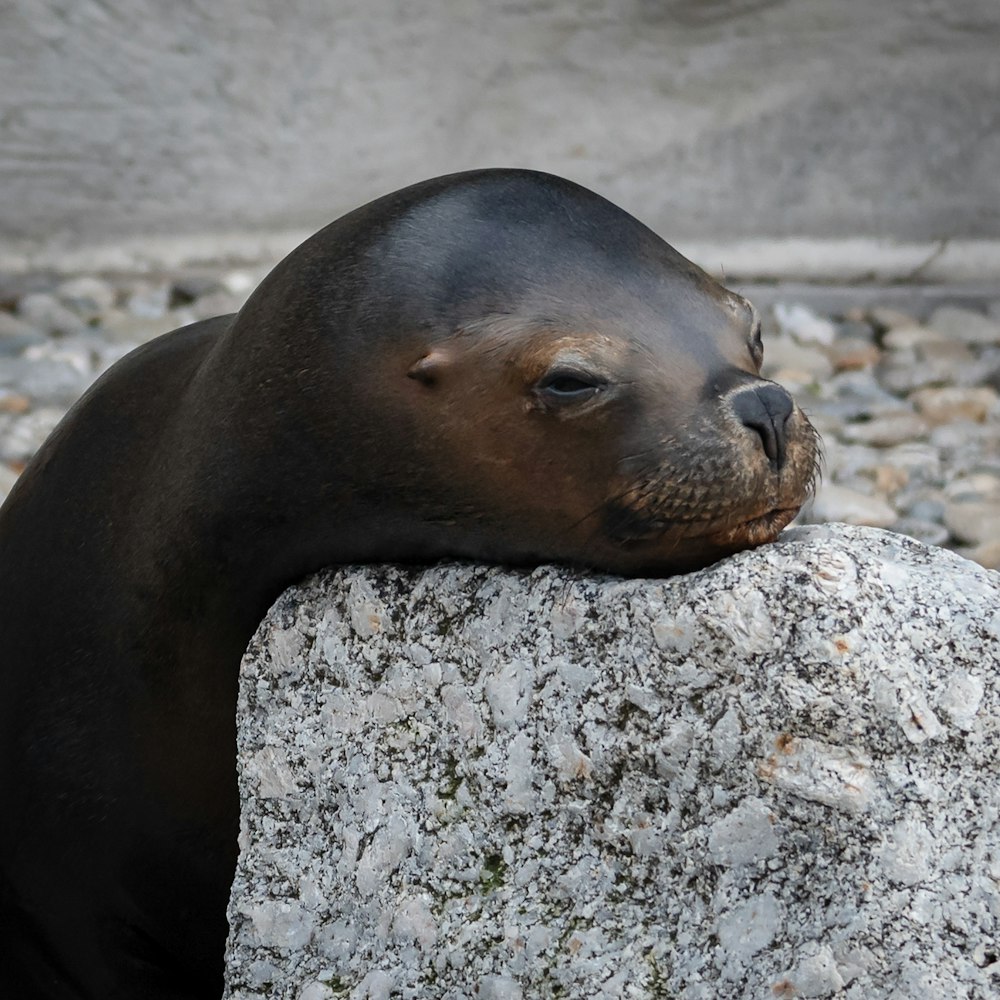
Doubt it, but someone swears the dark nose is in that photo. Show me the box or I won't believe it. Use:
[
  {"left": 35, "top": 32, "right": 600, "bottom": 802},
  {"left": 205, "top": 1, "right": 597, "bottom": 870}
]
[{"left": 731, "top": 383, "right": 794, "bottom": 469}]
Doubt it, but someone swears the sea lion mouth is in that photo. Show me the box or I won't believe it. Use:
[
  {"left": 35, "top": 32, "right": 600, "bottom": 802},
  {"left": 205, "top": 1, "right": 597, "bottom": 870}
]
[
  {"left": 601, "top": 500, "right": 805, "bottom": 564},
  {"left": 600, "top": 421, "right": 823, "bottom": 560},
  {"left": 675, "top": 504, "right": 800, "bottom": 549},
  {"left": 717, "top": 505, "right": 800, "bottom": 546}
]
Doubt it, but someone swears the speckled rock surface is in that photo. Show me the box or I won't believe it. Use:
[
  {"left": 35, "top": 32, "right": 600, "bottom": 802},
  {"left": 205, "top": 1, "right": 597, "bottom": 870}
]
[{"left": 224, "top": 523, "right": 1000, "bottom": 999}]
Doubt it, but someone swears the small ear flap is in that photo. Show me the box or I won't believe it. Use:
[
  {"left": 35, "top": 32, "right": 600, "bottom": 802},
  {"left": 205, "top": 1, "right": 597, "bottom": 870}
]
[{"left": 407, "top": 350, "right": 450, "bottom": 387}]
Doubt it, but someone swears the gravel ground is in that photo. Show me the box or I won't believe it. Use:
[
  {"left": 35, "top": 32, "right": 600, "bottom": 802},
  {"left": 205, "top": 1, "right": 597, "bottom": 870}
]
[{"left": 1, "top": 270, "right": 998, "bottom": 570}]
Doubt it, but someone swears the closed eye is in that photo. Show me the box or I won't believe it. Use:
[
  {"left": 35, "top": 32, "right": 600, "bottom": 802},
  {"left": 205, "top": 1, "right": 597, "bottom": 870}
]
[{"left": 535, "top": 369, "right": 605, "bottom": 405}]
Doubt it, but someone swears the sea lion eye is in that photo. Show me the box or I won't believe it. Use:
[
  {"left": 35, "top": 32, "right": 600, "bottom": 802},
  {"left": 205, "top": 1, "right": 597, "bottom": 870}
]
[
  {"left": 749, "top": 322, "right": 764, "bottom": 368},
  {"left": 536, "top": 369, "right": 604, "bottom": 404}
]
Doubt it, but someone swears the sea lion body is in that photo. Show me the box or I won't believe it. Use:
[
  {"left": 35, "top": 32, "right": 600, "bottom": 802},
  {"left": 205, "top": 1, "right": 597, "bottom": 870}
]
[{"left": 0, "top": 170, "right": 818, "bottom": 998}]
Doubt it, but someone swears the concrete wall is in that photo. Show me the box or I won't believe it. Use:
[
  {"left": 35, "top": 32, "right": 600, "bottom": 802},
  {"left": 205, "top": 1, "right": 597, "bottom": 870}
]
[{"left": 2, "top": 0, "right": 999, "bottom": 277}]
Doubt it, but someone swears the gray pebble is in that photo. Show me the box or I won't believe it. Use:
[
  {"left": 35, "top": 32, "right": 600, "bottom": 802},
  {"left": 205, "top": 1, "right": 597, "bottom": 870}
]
[
  {"left": 97, "top": 309, "right": 175, "bottom": 345},
  {"left": 124, "top": 282, "right": 172, "bottom": 319},
  {"left": 943, "top": 471, "right": 1000, "bottom": 501},
  {"left": 817, "top": 438, "right": 884, "bottom": 481},
  {"left": 0, "top": 271, "right": 58, "bottom": 304},
  {"left": 890, "top": 516, "right": 950, "bottom": 547},
  {"left": 927, "top": 305, "right": 1000, "bottom": 346},
  {"left": 827, "top": 334, "right": 881, "bottom": 371},
  {"left": 896, "top": 491, "right": 947, "bottom": 522},
  {"left": 0, "top": 407, "right": 65, "bottom": 463},
  {"left": 24, "top": 336, "right": 102, "bottom": 377},
  {"left": 0, "top": 310, "right": 44, "bottom": 342},
  {"left": 16, "top": 292, "right": 87, "bottom": 337},
  {"left": 56, "top": 276, "right": 117, "bottom": 316},
  {"left": 839, "top": 413, "right": 929, "bottom": 447},
  {"left": 868, "top": 306, "right": 920, "bottom": 331},
  {"left": 806, "top": 482, "right": 897, "bottom": 528},
  {"left": 943, "top": 497, "right": 1000, "bottom": 545},
  {"left": 955, "top": 539, "right": 1000, "bottom": 570},
  {"left": 220, "top": 270, "right": 259, "bottom": 296},
  {"left": 835, "top": 319, "right": 876, "bottom": 342},
  {"left": 816, "top": 369, "right": 901, "bottom": 411},
  {"left": 875, "top": 352, "right": 935, "bottom": 395},
  {"left": 0, "top": 358, "right": 91, "bottom": 402},
  {"left": 881, "top": 325, "right": 949, "bottom": 351},
  {"left": 170, "top": 274, "right": 223, "bottom": 304},
  {"left": 187, "top": 290, "right": 243, "bottom": 321},
  {"left": 915, "top": 338, "right": 977, "bottom": 376},
  {"left": 930, "top": 420, "right": 1000, "bottom": 452},
  {"left": 0, "top": 326, "right": 46, "bottom": 357},
  {"left": 874, "top": 441, "right": 943, "bottom": 476}
]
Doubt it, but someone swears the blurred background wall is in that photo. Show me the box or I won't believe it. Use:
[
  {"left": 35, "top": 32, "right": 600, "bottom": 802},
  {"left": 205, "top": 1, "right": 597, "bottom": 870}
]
[{"left": 2, "top": 0, "right": 998, "bottom": 279}]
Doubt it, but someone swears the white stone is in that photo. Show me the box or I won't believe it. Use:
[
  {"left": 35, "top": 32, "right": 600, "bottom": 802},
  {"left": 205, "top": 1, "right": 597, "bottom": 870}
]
[
  {"left": 773, "top": 302, "right": 838, "bottom": 346},
  {"left": 222, "top": 270, "right": 258, "bottom": 295}
]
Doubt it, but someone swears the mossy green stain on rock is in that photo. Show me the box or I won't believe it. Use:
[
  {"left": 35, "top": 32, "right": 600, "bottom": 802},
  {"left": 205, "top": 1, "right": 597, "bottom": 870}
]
[{"left": 480, "top": 852, "right": 507, "bottom": 893}]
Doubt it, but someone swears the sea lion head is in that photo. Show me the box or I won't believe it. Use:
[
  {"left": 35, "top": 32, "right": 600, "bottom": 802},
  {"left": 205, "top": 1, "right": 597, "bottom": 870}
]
[{"left": 235, "top": 169, "right": 821, "bottom": 576}]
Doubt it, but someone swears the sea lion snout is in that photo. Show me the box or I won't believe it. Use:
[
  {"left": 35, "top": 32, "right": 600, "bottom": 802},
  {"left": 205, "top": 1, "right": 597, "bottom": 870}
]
[
  {"left": 730, "top": 382, "right": 794, "bottom": 470},
  {"left": 594, "top": 351, "right": 820, "bottom": 572}
]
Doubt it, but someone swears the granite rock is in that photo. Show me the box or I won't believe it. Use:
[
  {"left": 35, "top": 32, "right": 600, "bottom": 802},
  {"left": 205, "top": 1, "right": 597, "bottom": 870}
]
[{"left": 224, "top": 524, "right": 1000, "bottom": 1000}]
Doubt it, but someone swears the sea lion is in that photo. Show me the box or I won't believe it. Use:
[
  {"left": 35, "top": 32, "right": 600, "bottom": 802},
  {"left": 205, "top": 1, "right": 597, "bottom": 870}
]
[{"left": 0, "top": 169, "right": 819, "bottom": 998}]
